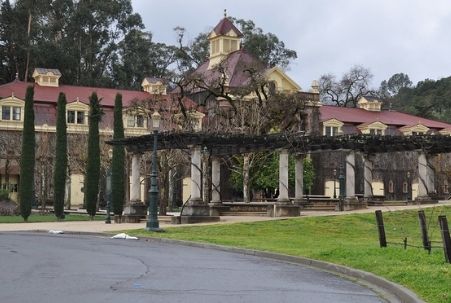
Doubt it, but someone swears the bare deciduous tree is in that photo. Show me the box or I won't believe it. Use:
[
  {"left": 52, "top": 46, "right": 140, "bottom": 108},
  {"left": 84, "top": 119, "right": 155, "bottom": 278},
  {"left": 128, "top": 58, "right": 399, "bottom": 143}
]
[{"left": 319, "top": 65, "right": 375, "bottom": 107}]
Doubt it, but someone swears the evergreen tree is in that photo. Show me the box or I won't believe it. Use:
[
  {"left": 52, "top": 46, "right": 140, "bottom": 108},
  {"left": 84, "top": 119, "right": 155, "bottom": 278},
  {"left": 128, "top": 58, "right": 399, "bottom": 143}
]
[
  {"left": 85, "top": 92, "right": 102, "bottom": 218},
  {"left": 19, "top": 86, "right": 35, "bottom": 221},
  {"left": 53, "top": 92, "right": 67, "bottom": 220},
  {"left": 111, "top": 93, "right": 125, "bottom": 216}
]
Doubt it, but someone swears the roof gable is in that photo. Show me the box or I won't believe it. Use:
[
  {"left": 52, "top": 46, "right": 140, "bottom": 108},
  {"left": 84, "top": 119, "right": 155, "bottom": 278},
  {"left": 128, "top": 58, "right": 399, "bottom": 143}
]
[
  {"left": 266, "top": 67, "right": 301, "bottom": 92},
  {"left": 209, "top": 17, "right": 243, "bottom": 39}
]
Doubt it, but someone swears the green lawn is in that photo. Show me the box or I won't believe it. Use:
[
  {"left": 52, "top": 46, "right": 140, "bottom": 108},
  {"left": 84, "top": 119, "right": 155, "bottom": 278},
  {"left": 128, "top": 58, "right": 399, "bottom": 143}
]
[
  {"left": 129, "top": 206, "right": 451, "bottom": 303},
  {"left": 0, "top": 213, "right": 106, "bottom": 223}
]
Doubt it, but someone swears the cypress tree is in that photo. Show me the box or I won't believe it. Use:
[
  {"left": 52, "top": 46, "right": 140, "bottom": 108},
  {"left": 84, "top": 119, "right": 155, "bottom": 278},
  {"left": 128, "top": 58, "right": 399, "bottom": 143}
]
[
  {"left": 111, "top": 94, "right": 125, "bottom": 216},
  {"left": 53, "top": 93, "right": 67, "bottom": 220},
  {"left": 85, "top": 92, "right": 102, "bottom": 218},
  {"left": 19, "top": 86, "right": 35, "bottom": 221}
]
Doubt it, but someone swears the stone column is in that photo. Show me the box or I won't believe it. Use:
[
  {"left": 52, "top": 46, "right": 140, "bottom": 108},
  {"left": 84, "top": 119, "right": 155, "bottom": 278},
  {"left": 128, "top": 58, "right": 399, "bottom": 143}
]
[
  {"left": 278, "top": 149, "right": 289, "bottom": 202},
  {"left": 363, "top": 155, "right": 373, "bottom": 199},
  {"left": 123, "top": 153, "right": 146, "bottom": 221},
  {"left": 183, "top": 146, "right": 218, "bottom": 221},
  {"left": 211, "top": 157, "right": 221, "bottom": 203},
  {"left": 190, "top": 146, "right": 202, "bottom": 202},
  {"left": 130, "top": 153, "right": 141, "bottom": 202},
  {"left": 345, "top": 151, "right": 355, "bottom": 198},
  {"left": 294, "top": 154, "right": 305, "bottom": 203},
  {"left": 268, "top": 149, "right": 300, "bottom": 217},
  {"left": 417, "top": 151, "right": 435, "bottom": 199}
]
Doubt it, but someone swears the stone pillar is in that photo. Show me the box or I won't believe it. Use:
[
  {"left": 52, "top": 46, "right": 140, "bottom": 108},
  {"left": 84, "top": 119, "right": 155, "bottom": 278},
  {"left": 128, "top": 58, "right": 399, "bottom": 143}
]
[
  {"left": 190, "top": 146, "right": 202, "bottom": 202},
  {"left": 209, "top": 156, "right": 228, "bottom": 217},
  {"left": 417, "top": 151, "right": 435, "bottom": 201},
  {"left": 130, "top": 153, "right": 141, "bottom": 202},
  {"left": 182, "top": 146, "right": 219, "bottom": 222},
  {"left": 294, "top": 154, "right": 304, "bottom": 203},
  {"left": 123, "top": 153, "right": 146, "bottom": 222},
  {"left": 363, "top": 155, "right": 373, "bottom": 199},
  {"left": 278, "top": 149, "right": 290, "bottom": 202},
  {"left": 345, "top": 151, "right": 356, "bottom": 198},
  {"left": 211, "top": 157, "right": 221, "bottom": 203},
  {"left": 268, "top": 149, "right": 300, "bottom": 217}
]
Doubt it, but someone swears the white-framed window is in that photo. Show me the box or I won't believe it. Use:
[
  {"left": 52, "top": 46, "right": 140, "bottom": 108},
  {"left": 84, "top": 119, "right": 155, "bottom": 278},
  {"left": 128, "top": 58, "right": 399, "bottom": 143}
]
[
  {"left": 369, "top": 128, "right": 383, "bottom": 135},
  {"left": 210, "top": 40, "right": 219, "bottom": 54},
  {"left": 1, "top": 105, "right": 22, "bottom": 121},
  {"left": 127, "top": 114, "right": 146, "bottom": 128},
  {"left": 67, "top": 110, "right": 86, "bottom": 125},
  {"left": 444, "top": 180, "right": 449, "bottom": 194},
  {"left": 325, "top": 126, "right": 338, "bottom": 136},
  {"left": 323, "top": 119, "right": 343, "bottom": 136},
  {"left": 412, "top": 131, "right": 424, "bottom": 135}
]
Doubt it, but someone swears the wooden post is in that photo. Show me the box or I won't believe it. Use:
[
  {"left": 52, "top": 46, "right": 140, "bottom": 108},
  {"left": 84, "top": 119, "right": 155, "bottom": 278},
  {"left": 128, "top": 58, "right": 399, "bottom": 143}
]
[
  {"left": 438, "top": 216, "right": 451, "bottom": 264},
  {"left": 375, "top": 210, "right": 387, "bottom": 248},
  {"left": 418, "top": 210, "right": 431, "bottom": 253}
]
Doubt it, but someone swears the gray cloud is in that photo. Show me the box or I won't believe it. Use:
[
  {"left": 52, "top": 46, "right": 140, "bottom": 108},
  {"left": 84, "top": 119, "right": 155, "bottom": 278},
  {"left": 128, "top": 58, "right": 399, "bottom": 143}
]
[{"left": 132, "top": 0, "right": 451, "bottom": 89}]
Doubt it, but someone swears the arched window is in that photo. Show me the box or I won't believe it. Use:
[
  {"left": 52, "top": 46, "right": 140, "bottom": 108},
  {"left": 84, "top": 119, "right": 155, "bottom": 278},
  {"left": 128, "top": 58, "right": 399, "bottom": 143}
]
[
  {"left": 388, "top": 180, "right": 394, "bottom": 193},
  {"left": 402, "top": 182, "right": 408, "bottom": 193}
]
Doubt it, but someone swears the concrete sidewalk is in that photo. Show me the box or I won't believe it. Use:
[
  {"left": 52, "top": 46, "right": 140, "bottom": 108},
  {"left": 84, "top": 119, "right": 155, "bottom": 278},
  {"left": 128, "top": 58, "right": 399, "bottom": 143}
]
[{"left": 0, "top": 201, "right": 449, "bottom": 234}]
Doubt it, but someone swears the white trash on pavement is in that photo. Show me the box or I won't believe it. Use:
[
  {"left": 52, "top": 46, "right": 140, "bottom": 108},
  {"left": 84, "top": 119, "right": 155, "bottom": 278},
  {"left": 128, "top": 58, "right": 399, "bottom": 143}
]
[{"left": 111, "top": 233, "right": 138, "bottom": 240}]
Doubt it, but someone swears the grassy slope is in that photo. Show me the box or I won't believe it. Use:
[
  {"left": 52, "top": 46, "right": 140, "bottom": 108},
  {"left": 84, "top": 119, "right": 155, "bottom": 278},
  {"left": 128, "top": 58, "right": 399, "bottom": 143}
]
[{"left": 130, "top": 206, "right": 451, "bottom": 303}]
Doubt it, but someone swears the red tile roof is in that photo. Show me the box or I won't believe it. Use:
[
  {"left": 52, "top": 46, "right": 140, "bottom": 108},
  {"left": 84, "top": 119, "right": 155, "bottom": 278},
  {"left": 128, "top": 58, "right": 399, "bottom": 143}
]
[
  {"left": 0, "top": 80, "right": 199, "bottom": 110},
  {"left": 212, "top": 18, "right": 243, "bottom": 37},
  {"left": 320, "top": 105, "right": 451, "bottom": 130},
  {"left": 193, "top": 49, "right": 265, "bottom": 88}
]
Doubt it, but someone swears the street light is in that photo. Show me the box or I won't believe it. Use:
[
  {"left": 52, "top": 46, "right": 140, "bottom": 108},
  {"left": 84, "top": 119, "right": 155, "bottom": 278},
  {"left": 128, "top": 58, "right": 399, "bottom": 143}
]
[
  {"left": 105, "top": 149, "right": 113, "bottom": 224},
  {"left": 338, "top": 165, "right": 345, "bottom": 211},
  {"left": 333, "top": 168, "right": 337, "bottom": 199},
  {"left": 406, "top": 171, "right": 411, "bottom": 201},
  {"left": 146, "top": 110, "right": 162, "bottom": 231}
]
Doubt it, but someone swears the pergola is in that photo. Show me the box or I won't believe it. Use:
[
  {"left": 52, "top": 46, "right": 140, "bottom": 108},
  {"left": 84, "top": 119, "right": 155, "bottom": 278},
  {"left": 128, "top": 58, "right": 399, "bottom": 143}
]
[
  {"left": 108, "top": 132, "right": 451, "bottom": 220},
  {"left": 110, "top": 131, "right": 451, "bottom": 155}
]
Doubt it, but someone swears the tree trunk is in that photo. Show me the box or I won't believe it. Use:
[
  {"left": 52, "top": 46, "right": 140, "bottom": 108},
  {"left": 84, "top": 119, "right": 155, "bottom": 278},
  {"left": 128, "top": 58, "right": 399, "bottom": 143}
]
[
  {"left": 24, "top": 10, "right": 32, "bottom": 82},
  {"left": 243, "top": 154, "right": 250, "bottom": 203}
]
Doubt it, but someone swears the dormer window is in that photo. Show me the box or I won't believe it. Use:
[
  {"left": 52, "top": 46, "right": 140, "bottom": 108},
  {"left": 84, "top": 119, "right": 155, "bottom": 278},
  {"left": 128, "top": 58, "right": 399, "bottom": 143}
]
[
  {"left": 357, "top": 96, "right": 382, "bottom": 112},
  {"left": 66, "top": 99, "right": 89, "bottom": 131},
  {"left": 325, "top": 126, "right": 338, "bottom": 136},
  {"left": 399, "top": 124, "right": 430, "bottom": 136},
  {"left": 67, "top": 110, "right": 85, "bottom": 124},
  {"left": 369, "top": 129, "right": 383, "bottom": 135},
  {"left": 127, "top": 114, "right": 146, "bottom": 128},
  {"left": 0, "top": 96, "right": 25, "bottom": 128},
  {"left": 32, "top": 68, "right": 61, "bottom": 87},
  {"left": 2, "top": 106, "right": 21, "bottom": 121},
  {"left": 141, "top": 78, "right": 167, "bottom": 95},
  {"left": 322, "top": 118, "right": 344, "bottom": 136},
  {"left": 358, "top": 121, "right": 387, "bottom": 135},
  {"left": 124, "top": 106, "right": 149, "bottom": 130}
]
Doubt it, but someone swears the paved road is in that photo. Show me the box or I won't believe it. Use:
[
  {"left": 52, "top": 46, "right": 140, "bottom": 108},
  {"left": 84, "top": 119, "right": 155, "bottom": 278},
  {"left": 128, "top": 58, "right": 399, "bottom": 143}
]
[{"left": 0, "top": 233, "right": 385, "bottom": 303}]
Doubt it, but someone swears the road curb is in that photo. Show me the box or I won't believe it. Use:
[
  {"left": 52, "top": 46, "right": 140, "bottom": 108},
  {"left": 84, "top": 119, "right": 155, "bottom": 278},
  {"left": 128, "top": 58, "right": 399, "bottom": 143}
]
[{"left": 144, "top": 237, "right": 425, "bottom": 303}]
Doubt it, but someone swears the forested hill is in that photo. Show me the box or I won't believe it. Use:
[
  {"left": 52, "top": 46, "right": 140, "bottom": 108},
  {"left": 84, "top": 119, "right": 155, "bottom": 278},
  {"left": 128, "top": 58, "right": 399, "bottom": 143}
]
[{"left": 393, "top": 76, "right": 451, "bottom": 123}]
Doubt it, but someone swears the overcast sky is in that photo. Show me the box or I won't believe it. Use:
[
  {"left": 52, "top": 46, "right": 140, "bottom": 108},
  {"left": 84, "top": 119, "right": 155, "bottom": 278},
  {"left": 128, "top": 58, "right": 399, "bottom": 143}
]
[{"left": 131, "top": 0, "right": 451, "bottom": 90}]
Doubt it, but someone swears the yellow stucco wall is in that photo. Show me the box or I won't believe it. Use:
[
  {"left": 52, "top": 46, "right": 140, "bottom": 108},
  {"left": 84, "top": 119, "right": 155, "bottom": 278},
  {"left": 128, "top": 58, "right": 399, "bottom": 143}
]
[{"left": 70, "top": 174, "right": 85, "bottom": 207}]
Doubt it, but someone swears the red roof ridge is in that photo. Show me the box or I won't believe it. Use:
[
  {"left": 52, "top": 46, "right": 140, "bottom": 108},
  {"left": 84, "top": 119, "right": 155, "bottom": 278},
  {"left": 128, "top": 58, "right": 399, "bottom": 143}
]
[{"left": 212, "top": 17, "right": 243, "bottom": 37}]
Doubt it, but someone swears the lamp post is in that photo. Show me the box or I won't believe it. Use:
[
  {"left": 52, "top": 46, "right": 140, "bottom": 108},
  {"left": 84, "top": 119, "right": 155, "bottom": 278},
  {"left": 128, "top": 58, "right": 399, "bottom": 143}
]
[
  {"left": 105, "top": 149, "right": 113, "bottom": 224},
  {"left": 146, "top": 110, "right": 161, "bottom": 231},
  {"left": 338, "top": 165, "right": 345, "bottom": 211},
  {"left": 333, "top": 168, "right": 337, "bottom": 199},
  {"left": 406, "top": 171, "right": 411, "bottom": 201}
]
